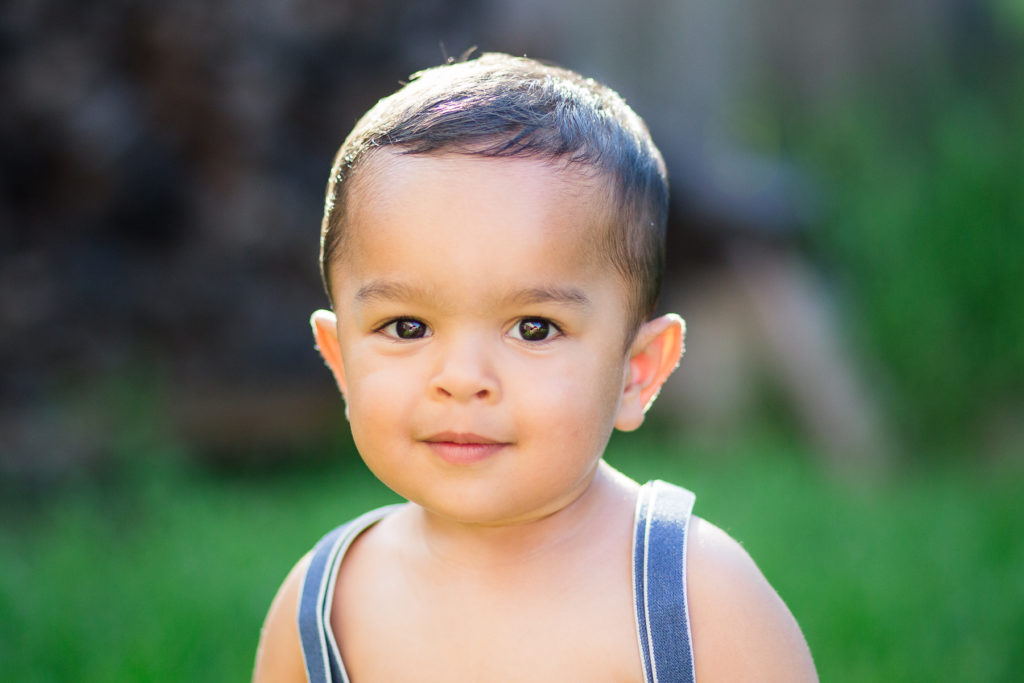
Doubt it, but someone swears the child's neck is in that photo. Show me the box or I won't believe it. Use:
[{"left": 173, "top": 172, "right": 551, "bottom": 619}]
[{"left": 402, "top": 462, "right": 639, "bottom": 575}]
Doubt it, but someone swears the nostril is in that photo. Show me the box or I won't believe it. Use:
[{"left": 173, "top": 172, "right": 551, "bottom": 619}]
[
  {"left": 429, "top": 355, "right": 499, "bottom": 401},
  {"left": 431, "top": 380, "right": 496, "bottom": 402}
]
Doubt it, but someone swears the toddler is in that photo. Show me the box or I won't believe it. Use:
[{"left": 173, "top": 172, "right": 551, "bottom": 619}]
[{"left": 253, "top": 53, "right": 816, "bottom": 682}]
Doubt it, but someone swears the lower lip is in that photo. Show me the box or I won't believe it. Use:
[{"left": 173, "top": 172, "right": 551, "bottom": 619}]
[{"left": 426, "top": 442, "right": 506, "bottom": 465}]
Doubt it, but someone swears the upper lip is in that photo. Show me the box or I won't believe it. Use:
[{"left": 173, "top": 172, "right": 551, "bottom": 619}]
[{"left": 423, "top": 431, "right": 505, "bottom": 445}]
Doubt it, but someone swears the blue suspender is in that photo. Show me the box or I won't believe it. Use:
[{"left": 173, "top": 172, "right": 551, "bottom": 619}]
[
  {"left": 297, "top": 506, "right": 400, "bottom": 683},
  {"left": 633, "top": 480, "right": 698, "bottom": 683},
  {"left": 297, "top": 482, "right": 696, "bottom": 683},
  {"left": 298, "top": 522, "right": 352, "bottom": 683}
]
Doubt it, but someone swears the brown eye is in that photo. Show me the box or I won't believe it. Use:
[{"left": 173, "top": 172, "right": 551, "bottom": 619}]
[
  {"left": 384, "top": 318, "right": 429, "bottom": 339},
  {"left": 396, "top": 319, "right": 427, "bottom": 338},
  {"left": 516, "top": 319, "right": 552, "bottom": 341}
]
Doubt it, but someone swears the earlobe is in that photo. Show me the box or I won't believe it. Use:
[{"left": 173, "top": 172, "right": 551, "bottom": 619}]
[
  {"left": 614, "top": 314, "right": 685, "bottom": 432},
  {"left": 310, "top": 309, "right": 347, "bottom": 397}
]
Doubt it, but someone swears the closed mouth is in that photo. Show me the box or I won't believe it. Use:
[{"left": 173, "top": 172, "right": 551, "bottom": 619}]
[
  {"left": 424, "top": 431, "right": 505, "bottom": 445},
  {"left": 422, "top": 432, "right": 509, "bottom": 464}
]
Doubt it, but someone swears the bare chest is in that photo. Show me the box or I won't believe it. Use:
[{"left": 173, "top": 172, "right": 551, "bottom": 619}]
[{"left": 332, "top": 552, "right": 643, "bottom": 682}]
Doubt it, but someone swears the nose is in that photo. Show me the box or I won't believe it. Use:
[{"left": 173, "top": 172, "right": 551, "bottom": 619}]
[{"left": 429, "top": 336, "right": 500, "bottom": 403}]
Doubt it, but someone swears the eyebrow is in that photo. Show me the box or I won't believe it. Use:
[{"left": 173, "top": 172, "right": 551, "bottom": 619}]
[
  {"left": 353, "top": 280, "right": 592, "bottom": 309},
  {"left": 508, "top": 286, "right": 592, "bottom": 308},
  {"left": 354, "top": 280, "right": 422, "bottom": 303}
]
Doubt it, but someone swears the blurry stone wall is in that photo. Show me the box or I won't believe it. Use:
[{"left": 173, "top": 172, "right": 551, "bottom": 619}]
[
  {"left": 1, "top": 0, "right": 484, "bottom": 477},
  {"left": 1, "top": 0, "right": 975, "bottom": 478}
]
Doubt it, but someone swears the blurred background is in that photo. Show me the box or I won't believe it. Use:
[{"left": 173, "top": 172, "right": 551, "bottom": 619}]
[{"left": 1, "top": 0, "right": 1022, "bottom": 680}]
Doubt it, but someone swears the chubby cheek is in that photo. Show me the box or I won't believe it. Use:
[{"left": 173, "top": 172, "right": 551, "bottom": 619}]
[
  {"left": 346, "top": 398, "right": 422, "bottom": 502},
  {"left": 514, "top": 352, "right": 625, "bottom": 448},
  {"left": 344, "top": 364, "right": 418, "bottom": 455}
]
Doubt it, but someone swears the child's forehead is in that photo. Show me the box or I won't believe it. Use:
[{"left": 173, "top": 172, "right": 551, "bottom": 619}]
[
  {"left": 335, "top": 150, "right": 628, "bottom": 290},
  {"left": 344, "top": 149, "right": 614, "bottom": 247}
]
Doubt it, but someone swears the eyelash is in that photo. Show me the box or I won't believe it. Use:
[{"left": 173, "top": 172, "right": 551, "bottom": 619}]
[
  {"left": 376, "top": 317, "right": 431, "bottom": 340},
  {"left": 508, "top": 318, "right": 562, "bottom": 343},
  {"left": 375, "top": 317, "right": 563, "bottom": 343}
]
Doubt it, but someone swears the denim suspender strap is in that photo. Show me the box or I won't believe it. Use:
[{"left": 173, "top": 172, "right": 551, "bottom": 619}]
[
  {"left": 298, "top": 522, "right": 350, "bottom": 683},
  {"left": 633, "top": 480, "right": 698, "bottom": 683},
  {"left": 297, "top": 506, "right": 399, "bottom": 683}
]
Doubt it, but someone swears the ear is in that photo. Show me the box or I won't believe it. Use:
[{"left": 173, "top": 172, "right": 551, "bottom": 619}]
[
  {"left": 615, "top": 313, "right": 685, "bottom": 432},
  {"left": 310, "top": 309, "right": 347, "bottom": 397}
]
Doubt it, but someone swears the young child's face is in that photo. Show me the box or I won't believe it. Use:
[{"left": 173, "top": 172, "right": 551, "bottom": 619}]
[{"left": 319, "top": 152, "right": 640, "bottom": 525}]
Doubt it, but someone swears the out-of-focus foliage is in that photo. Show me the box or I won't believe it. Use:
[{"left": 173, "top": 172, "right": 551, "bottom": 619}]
[
  {"left": 995, "top": 0, "right": 1024, "bottom": 34},
  {"left": 3, "top": 430, "right": 1022, "bottom": 682},
  {"left": 791, "top": 27, "right": 1024, "bottom": 455}
]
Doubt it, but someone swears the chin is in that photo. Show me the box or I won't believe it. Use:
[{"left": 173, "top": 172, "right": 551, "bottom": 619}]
[{"left": 412, "top": 485, "right": 582, "bottom": 528}]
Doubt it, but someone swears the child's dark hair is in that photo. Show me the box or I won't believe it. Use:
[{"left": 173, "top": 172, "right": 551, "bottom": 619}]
[{"left": 319, "top": 52, "right": 669, "bottom": 335}]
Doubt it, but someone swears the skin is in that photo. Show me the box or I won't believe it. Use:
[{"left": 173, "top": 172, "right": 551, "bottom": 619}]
[{"left": 253, "top": 152, "right": 817, "bottom": 682}]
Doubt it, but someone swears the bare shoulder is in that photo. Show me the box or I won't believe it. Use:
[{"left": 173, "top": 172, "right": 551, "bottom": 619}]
[
  {"left": 686, "top": 516, "right": 818, "bottom": 682},
  {"left": 252, "top": 552, "right": 311, "bottom": 683}
]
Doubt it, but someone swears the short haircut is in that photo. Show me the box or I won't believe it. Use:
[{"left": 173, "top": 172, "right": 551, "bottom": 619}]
[{"left": 319, "top": 52, "right": 668, "bottom": 334}]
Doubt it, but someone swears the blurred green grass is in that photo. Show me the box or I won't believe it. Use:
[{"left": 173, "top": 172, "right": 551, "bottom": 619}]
[
  {"left": 2, "top": 429, "right": 1021, "bottom": 682},
  {"left": 788, "top": 68, "right": 1024, "bottom": 455}
]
